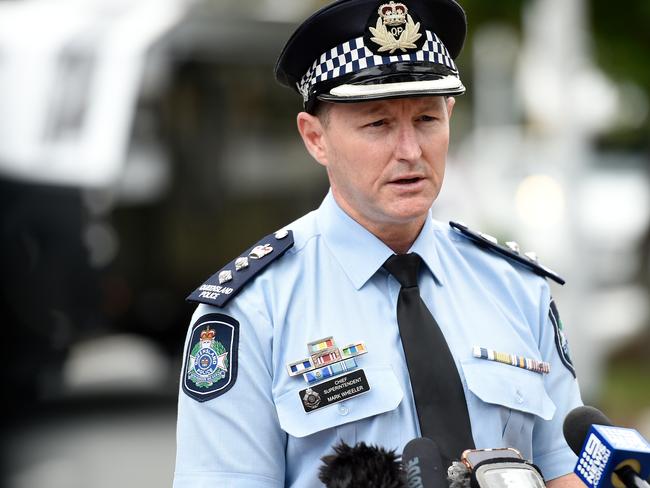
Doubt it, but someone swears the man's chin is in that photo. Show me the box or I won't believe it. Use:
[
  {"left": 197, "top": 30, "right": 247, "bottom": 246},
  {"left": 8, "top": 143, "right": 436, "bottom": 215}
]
[
  {"left": 381, "top": 206, "right": 432, "bottom": 227},
  {"left": 387, "top": 196, "right": 435, "bottom": 220}
]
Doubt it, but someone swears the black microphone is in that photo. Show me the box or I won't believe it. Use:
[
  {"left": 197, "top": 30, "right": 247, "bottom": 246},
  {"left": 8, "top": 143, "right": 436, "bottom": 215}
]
[
  {"left": 402, "top": 437, "right": 448, "bottom": 487},
  {"left": 318, "top": 441, "right": 405, "bottom": 488},
  {"left": 563, "top": 405, "right": 650, "bottom": 488}
]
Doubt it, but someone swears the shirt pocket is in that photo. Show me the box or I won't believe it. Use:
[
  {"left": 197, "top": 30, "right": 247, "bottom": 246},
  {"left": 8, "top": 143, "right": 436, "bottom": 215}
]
[
  {"left": 274, "top": 364, "right": 403, "bottom": 439},
  {"left": 461, "top": 359, "right": 556, "bottom": 459}
]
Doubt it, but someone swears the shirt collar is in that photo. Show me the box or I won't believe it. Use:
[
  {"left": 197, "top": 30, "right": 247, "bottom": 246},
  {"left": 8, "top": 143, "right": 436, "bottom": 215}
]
[
  {"left": 409, "top": 213, "right": 446, "bottom": 287},
  {"left": 316, "top": 191, "right": 445, "bottom": 289}
]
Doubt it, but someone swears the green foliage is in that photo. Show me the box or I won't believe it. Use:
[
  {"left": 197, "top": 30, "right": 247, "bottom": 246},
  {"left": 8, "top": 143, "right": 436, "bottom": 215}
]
[
  {"left": 461, "top": 0, "right": 650, "bottom": 94},
  {"left": 591, "top": 0, "right": 650, "bottom": 92},
  {"left": 599, "top": 360, "right": 650, "bottom": 429},
  {"left": 460, "top": 0, "right": 650, "bottom": 143},
  {"left": 461, "top": 0, "right": 524, "bottom": 33}
]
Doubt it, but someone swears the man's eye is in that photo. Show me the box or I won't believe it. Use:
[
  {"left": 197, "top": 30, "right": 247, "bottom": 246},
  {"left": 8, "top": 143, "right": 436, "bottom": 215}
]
[
  {"left": 367, "top": 119, "right": 385, "bottom": 127},
  {"left": 419, "top": 115, "right": 437, "bottom": 122}
]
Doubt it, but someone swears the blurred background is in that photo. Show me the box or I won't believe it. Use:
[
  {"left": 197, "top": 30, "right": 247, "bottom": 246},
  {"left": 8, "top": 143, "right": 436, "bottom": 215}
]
[{"left": 0, "top": 0, "right": 648, "bottom": 486}]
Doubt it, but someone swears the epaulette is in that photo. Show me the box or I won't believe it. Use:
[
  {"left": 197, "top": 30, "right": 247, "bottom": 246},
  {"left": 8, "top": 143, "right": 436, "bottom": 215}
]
[
  {"left": 186, "top": 229, "right": 294, "bottom": 307},
  {"left": 449, "top": 221, "right": 565, "bottom": 285}
]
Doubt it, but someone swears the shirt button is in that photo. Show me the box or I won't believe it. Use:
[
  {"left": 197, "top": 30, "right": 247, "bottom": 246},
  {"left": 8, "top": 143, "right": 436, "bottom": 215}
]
[
  {"left": 338, "top": 403, "right": 349, "bottom": 416},
  {"left": 515, "top": 390, "right": 524, "bottom": 404}
]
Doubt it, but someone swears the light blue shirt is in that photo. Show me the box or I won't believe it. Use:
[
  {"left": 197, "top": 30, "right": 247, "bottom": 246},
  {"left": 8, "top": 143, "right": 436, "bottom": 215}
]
[{"left": 174, "top": 191, "right": 582, "bottom": 487}]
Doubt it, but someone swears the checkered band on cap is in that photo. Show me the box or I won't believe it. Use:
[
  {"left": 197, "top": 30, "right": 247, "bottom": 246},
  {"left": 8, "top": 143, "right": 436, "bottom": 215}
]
[{"left": 297, "top": 30, "right": 458, "bottom": 101}]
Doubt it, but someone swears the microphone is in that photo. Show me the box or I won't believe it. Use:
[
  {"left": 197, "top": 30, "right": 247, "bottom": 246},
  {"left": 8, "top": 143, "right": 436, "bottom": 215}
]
[
  {"left": 402, "top": 437, "right": 448, "bottom": 487},
  {"left": 318, "top": 441, "right": 405, "bottom": 488},
  {"left": 448, "top": 447, "right": 546, "bottom": 488},
  {"left": 563, "top": 405, "right": 650, "bottom": 488}
]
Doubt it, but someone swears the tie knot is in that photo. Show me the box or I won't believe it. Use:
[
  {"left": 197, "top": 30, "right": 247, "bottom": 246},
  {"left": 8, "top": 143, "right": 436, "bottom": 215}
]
[{"left": 383, "top": 253, "right": 422, "bottom": 288}]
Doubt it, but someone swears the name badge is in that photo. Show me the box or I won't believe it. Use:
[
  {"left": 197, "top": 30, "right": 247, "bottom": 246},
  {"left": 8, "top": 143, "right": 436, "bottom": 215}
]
[{"left": 299, "top": 369, "right": 370, "bottom": 413}]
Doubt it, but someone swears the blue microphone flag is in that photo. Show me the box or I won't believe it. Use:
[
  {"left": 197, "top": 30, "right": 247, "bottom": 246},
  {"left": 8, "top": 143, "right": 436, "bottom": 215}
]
[{"left": 574, "top": 424, "right": 650, "bottom": 488}]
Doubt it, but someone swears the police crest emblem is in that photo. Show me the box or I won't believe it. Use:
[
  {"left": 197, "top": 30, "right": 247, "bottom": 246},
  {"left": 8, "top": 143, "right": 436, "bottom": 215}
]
[
  {"left": 182, "top": 313, "right": 239, "bottom": 402},
  {"left": 549, "top": 299, "right": 576, "bottom": 378},
  {"left": 366, "top": 1, "right": 423, "bottom": 54}
]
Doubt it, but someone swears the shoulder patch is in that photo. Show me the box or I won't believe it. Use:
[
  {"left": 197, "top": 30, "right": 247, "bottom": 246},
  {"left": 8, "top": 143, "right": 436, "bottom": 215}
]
[
  {"left": 449, "top": 221, "right": 565, "bottom": 285},
  {"left": 186, "top": 229, "right": 294, "bottom": 307},
  {"left": 549, "top": 298, "right": 576, "bottom": 377},
  {"left": 182, "top": 313, "right": 239, "bottom": 402}
]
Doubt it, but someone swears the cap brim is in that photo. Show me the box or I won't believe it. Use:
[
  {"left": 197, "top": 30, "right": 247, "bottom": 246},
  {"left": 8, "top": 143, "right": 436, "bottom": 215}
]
[{"left": 317, "top": 75, "right": 465, "bottom": 103}]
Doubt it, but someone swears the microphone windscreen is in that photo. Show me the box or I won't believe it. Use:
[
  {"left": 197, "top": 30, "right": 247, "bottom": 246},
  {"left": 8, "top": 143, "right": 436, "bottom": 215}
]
[
  {"left": 562, "top": 405, "right": 613, "bottom": 455},
  {"left": 319, "top": 441, "right": 404, "bottom": 488}
]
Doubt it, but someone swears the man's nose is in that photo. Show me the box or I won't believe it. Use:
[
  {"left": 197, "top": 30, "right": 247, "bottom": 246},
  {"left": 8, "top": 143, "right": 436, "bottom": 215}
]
[{"left": 394, "top": 124, "right": 422, "bottom": 162}]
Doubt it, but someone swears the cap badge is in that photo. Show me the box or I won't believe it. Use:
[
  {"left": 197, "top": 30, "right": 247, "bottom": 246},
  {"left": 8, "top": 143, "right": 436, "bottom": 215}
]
[{"left": 369, "top": 2, "right": 422, "bottom": 54}]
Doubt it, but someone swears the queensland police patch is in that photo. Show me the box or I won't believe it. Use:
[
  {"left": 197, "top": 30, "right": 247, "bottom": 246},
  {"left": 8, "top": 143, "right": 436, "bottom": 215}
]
[
  {"left": 549, "top": 298, "right": 576, "bottom": 378},
  {"left": 182, "top": 313, "right": 239, "bottom": 402}
]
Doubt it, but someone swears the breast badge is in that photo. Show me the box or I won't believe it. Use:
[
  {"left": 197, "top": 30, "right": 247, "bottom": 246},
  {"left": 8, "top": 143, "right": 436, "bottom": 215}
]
[
  {"left": 182, "top": 313, "right": 239, "bottom": 402},
  {"left": 287, "top": 336, "right": 370, "bottom": 413},
  {"left": 472, "top": 346, "right": 550, "bottom": 375}
]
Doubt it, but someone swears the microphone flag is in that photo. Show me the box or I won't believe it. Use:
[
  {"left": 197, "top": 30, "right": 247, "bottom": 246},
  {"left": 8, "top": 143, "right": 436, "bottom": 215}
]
[{"left": 574, "top": 424, "right": 650, "bottom": 488}]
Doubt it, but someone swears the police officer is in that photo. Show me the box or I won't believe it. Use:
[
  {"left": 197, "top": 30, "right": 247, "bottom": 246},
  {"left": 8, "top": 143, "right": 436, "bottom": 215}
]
[{"left": 173, "top": 1, "right": 583, "bottom": 487}]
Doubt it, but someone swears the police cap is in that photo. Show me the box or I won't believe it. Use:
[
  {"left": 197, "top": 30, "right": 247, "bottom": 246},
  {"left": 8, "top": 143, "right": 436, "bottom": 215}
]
[{"left": 275, "top": 0, "right": 467, "bottom": 113}]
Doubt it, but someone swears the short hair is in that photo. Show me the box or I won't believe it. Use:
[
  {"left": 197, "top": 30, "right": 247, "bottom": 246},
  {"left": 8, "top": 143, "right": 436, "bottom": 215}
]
[{"left": 313, "top": 101, "right": 333, "bottom": 127}]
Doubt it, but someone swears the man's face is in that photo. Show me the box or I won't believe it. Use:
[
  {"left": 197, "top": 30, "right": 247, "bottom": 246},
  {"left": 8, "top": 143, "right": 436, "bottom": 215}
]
[{"left": 300, "top": 96, "right": 454, "bottom": 234}]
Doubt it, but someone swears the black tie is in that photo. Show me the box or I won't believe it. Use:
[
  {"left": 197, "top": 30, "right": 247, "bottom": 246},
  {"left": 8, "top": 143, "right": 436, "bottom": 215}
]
[{"left": 383, "top": 253, "right": 475, "bottom": 464}]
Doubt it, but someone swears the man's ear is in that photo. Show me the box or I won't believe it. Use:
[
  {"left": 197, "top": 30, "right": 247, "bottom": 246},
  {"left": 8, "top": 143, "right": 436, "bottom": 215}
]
[
  {"left": 297, "top": 112, "right": 329, "bottom": 167},
  {"left": 446, "top": 96, "right": 456, "bottom": 119}
]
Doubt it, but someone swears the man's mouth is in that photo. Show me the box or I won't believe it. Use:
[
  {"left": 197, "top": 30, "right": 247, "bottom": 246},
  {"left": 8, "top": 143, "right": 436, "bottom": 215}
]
[{"left": 391, "top": 177, "right": 422, "bottom": 185}]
